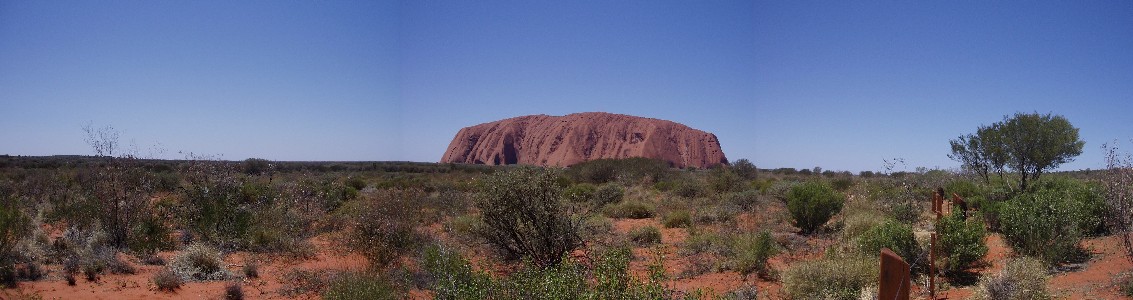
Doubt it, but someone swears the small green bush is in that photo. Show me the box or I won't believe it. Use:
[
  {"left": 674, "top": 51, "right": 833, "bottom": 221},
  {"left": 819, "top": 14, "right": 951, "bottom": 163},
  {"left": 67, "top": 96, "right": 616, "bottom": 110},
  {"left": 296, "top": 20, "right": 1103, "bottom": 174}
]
[
  {"left": 422, "top": 245, "right": 493, "bottom": 299},
  {"left": 593, "top": 184, "right": 625, "bottom": 206},
  {"left": 709, "top": 168, "right": 743, "bottom": 194},
  {"left": 730, "top": 231, "right": 777, "bottom": 278},
  {"left": 170, "top": 243, "right": 229, "bottom": 281},
  {"left": 322, "top": 272, "right": 399, "bottom": 300},
  {"left": 693, "top": 204, "right": 741, "bottom": 225},
  {"left": 855, "top": 220, "right": 918, "bottom": 264},
  {"left": 782, "top": 256, "right": 878, "bottom": 300},
  {"left": 937, "top": 210, "right": 987, "bottom": 276},
  {"left": 674, "top": 179, "right": 706, "bottom": 198},
  {"left": 563, "top": 183, "right": 597, "bottom": 203},
  {"left": 662, "top": 210, "right": 692, "bottom": 228},
  {"left": 786, "top": 181, "right": 845, "bottom": 234},
  {"left": 830, "top": 178, "right": 854, "bottom": 192},
  {"left": 603, "top": 201, "right": 656, "bottom": 219},
  {"left": 342, "top": 188, "right": 425, "bottom": 268},
  {"left": 476, "top": 168, "right": 582, "bottom": 267},
  {"left": 722, "top": 190, "right": 763, "bottom": 210},
  {"left": 973, "top": 257, "right": 1050, "bottom": 300},
  {"left": 682, "top": 231, "right": 732, "bottom": 257},
  {"left": 628, "top": 226, "right": 662, "bottom": 246},
  {"left": 999, "top": 177, "right": 1101, "bottom": 264}
]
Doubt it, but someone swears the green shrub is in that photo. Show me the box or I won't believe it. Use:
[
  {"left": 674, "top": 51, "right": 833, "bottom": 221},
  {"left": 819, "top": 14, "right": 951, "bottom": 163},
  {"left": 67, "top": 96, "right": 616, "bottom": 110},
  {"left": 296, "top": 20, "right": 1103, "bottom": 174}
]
[
  {"left": 662, "top": 210, "right": 692, "bottom": 228},
  {"left": 786, "top": 181, "right": 845, "bottom": 234},
  {"left": 322, "top": 272, "right": 399, "bottom": 300},
  {"left": 709, "top": 168, "right": 743, "bottom": 194},
  {"left": 682, "top": 231, "right": 732, "bottom": 257},
  {"left": 973, "top": 257, "right": 1050, "bottom": 300},
  {"left": 732, "top": 159, "right": 758, "bottom": 180},
  {"left": 170, "top": 243, "right": 229, "bottom": 281},
  {"left": 855, "top": 220, "right": 918, "bottom": 264},
  {"left": 945, "top": 180, "right": 980, "bottom": 198},
  {"left": 0, "top": 190, "right": 30, "bottom": 278},
  {"left": 937, "top": 210, "right": 987, "bottom": 276},
  {"left": 782, "top": 256, "right": 878, "bottom": 300},
  {"left": 628, "top": 226, "right": 662, "bottom": 246},
  {"left": 563, "top": 183, "right": 597, "bottom": 203},
  {"left": 830, "top": 178, "right": 854, "bottom": 192},
  {"left": 999, "top": 177, "right": 1101, "bottom": 264},
  {"left": 730, "top": 231, "right": 777, "bottom": 278},
  {"left": 347, "top": 188, "right": 425, "bottom": 268},
  {"left": 693, "top": 204, "right": 741, "bottom": 225},
  {"left": 476, "top": 168, "right": 582, "bottom": 267},
  {"left": 128, "top": 214, "right": 174, "bottom": 255},
  {"left": 674, "top": 179, "right": 706, "bottom": 198},
  {"left": 593, "top": 184, "right": 625, "bottom": 206},
  {"left": 422, "top": 245, "right": 494, "bottom": 299},
  {"left": 722, "top": 190, "right": 763, "bottom": 210},
  {"left": 603, "top": 201, "right": 656, "bottom": 219}
]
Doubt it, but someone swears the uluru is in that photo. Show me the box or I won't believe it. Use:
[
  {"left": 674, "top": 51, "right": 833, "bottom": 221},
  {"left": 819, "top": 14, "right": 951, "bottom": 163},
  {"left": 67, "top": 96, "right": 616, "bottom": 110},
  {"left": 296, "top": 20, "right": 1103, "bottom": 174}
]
[{"left": 440, "top": 112, "right": 728, "bottom": 168}]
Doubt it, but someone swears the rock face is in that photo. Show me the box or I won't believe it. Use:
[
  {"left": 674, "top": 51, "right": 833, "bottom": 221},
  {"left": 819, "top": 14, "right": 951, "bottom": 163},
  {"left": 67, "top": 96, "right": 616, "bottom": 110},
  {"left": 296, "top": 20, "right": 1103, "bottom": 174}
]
[{"left": 441, "top": 112, "right": 728, "bottom": 168}]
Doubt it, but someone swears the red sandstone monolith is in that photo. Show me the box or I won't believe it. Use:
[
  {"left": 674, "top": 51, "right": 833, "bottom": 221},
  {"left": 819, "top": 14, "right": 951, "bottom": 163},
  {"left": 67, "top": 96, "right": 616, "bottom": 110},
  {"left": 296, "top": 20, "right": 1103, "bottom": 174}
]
[{"left": 440, "top": 112, "right": 728, "bottom": 168}]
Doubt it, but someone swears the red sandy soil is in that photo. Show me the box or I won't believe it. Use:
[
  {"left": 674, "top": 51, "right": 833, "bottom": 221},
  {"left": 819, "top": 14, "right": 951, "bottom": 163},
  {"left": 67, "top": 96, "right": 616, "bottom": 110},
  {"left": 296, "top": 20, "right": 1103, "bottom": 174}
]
[
  {"left": 936, "top": 233, "right": 1133, "bottom": 300},
  {"left": 8, "top": 235, "right": 367, "bottom": 300}
]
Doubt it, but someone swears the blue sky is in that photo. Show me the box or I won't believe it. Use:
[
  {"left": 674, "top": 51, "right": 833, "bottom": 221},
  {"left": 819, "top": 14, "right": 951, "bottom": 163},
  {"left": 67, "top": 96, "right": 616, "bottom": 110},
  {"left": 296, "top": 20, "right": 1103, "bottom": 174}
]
[{"left": 2, "top": 1, "right": 1131, "bottom": 172}]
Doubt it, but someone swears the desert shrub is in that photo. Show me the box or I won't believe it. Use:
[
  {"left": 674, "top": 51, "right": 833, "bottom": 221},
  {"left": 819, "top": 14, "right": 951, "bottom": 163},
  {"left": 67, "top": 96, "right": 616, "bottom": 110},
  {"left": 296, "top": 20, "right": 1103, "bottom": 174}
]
[
  {"left": 170, "top": 243, "right": 229, "bottom": 281},
  {"left": 937, "top": 209, "right": 987, "bottom": 277},
  {"left": 766, "top": 180, "right": 799, "bottom": 201},
  {"left": 682, "top": 231, "right": 732, "bottom": 257},
  {"left": 242, "top": 158, "right": 271, "bottom": 175},
  {"left": 580, "top": 215, "right": 614, "bottom": 240},
  {"left": 422, "top": 245, "right": 494, "bottom": 299},
  {"left": 563, "top": 183, "right": 597, "bottom": 203},
  {"left": 709, "top": 168, "right": 744, "bottom": 193},
  {"left": 0, "top": 190, "right": 30, "bottom": 283},
  {"left": 855, "top": 220, "right": 918, "bottom": 264},
  {"left": 345, "top": 176, "right": 367, "bottom": 191},
  {"left": 181, "top": 160, "right": 253, "bottom": 247},
  {"left": 732, "top": 159, "right": 758, "bottom": 180},
  {"left": 603, "top": 201, "right": 656, "bottom": 219},
  {"left": 322, "top": 272, "right": 399, "bottom": 300},
  {"left": 128, "top": 214, "right": 174, "bottom": 255},
  {"left": 730, "top": 231, "right": 777, "bottom": 278},
  {"left": 662, "top": 210, "right": 692, "bottom": 228},
  {"left": 153, "top": 268, "right": 182, "bottom": 292},
  {"left": 344, "top": 188, "right": 426, "bottom": 268},
  {"left": 722, "top": 190, "right": 763, "bottom": 210},
  {"left": 782, "top": 256, "right": 878, "bottom": 300},
  {"left": 628, "top": 226, "right": 662, "bottom": 246},
  {"left": 693, "top": 204, "right": 741, "bottom": 225},
  {"left": 724, "top": 284, "right": 759, "bottom": 300},
  {"left": 567, "top": 157, "right": 672, "bottom": 184},
  {"left": 225, "top": 281, "right": 244, "bottom": 300},
  {"left": 593, "top": 184, "right": 625, "bottom": 206},
  {"left": 972, "top": 257, "right": 1050, "bottom": 300},
  {"left": 673, "top": 179, "right": 706, "bottom": 199},
  {"left": 475, "top": 168, "right": 582, "bottom": 267},
  {"left": 786, "top": 181, "right": 845, "bottom": 234},
  {"left": 830, "top": 177, "right": 854, "bottom": 192},
  {"left": 946, "top": 179, "right": 981, "bottom": 198},
  {"left": 243, "top": 261, "right": 259, "bottom": 278},
  {"left": 998, "top": 177, "right": 1101, "bottom": 264}
]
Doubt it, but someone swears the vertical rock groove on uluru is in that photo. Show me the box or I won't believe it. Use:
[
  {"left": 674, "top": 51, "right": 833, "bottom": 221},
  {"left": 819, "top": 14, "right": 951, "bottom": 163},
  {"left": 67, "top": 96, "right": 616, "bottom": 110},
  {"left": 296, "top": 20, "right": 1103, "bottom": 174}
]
[{"left": 440, "top": 112, "right": 728, "bottom": 169}]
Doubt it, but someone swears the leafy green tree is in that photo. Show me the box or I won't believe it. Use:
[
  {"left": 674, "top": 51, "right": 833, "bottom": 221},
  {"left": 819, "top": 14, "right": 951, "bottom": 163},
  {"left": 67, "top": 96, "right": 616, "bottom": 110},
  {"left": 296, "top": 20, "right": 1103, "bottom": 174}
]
[
  {"left": 950, "top": 112, "right": 1083, "bottom": 191},
  {"left": 732, "top": 158, "right": 758, "bottom": 180},
  {"left": 786, "top": 181, "right": 845, "bottom": 234}
]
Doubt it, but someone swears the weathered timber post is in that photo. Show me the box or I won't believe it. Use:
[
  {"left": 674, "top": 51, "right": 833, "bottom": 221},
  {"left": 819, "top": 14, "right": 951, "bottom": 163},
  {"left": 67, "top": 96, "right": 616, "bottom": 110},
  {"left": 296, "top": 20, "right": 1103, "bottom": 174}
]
[{"left": 879, "top": 248, "right": 911, "bottom": 300}]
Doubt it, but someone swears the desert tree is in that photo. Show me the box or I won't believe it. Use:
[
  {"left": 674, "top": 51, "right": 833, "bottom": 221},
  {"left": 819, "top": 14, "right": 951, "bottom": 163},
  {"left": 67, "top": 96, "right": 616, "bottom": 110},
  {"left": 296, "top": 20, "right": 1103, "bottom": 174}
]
[
  {"left": 1103, "top": 140, "right": 1133, "bottom": 264},
  {"left": 950, "top": 112, "right": 1083, "bottom": 191},
  {"left": 731, "top": 158, "right": 758, "bottom": 180}
]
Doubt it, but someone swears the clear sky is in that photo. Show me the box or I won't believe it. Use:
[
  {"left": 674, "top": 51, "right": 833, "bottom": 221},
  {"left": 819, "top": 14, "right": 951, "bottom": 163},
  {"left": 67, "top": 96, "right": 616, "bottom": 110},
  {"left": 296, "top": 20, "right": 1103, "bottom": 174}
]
[{"left": 2, "top": 1, "right": 1131, "bottom": 172}]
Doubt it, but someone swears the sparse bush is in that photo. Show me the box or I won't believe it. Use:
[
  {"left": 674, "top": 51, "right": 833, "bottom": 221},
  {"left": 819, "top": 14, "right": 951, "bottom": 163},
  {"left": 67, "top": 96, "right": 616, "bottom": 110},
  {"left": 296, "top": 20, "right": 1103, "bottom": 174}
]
[
  {"left": 786, "top": 181, "right": 845, "bottom": 234},
  {"left": 693, "top": 204, "right": 741, "bottom": 225},
  {"left": 603, "top": 201, "right": 656, "bottom": 219},
  {"left": 732, "top": 159, "right": 758, "bottom": 180},
  {"left": 782, "top": 256, "right": 878, "bottom": 300},
  {"left": 628, "top": 226, "right": 662, "bottom": 246},
  {"left": 674, "top": 179, "right": 706, "bottom": 198},
  {"left": 682, "top": 231, "right": 732, "bottom": 257},
  {"left": 730, "top": 231, "right": 777, "bottom": 278},
  {"left": 722, "top": 190, "right": 763, "bottom": 210},
  {"left": 724, "top": 284, "right": 759, "bottom": 300},
  {"left": 0, "top": 189, "right": 30, "bottom": 285},
  {"left": 475, "top": 168, "right": 582, "bottom": 267},
  {"left": 225, "top": 281, "right": 245, "bottom": 300},
  {"left": 999, "top": 177, "right": 1101, "bottom": 264},
  {"left": 322, "top": 272, "right": 399, "bottom": 300},
  {"left": 342, "top": 188, "right": 426, "bottom": 268},
  {"left": 662, "top": 210, "right": 692, "bottom": 228},
  {"left": 855, "top": 220, "right": 918, "bottom": 264},
  {"left": 563, "top": 183, "right": 597, "bottom": 203},
  {"left": 243, "top": 261, "right": 259, "bottom": 279},
  {"left": 830, "top": 178, "right": 854, "bottom": 192},
  {"left": 709, "top": 168, "right": 743, "bottom": 193},
  {"left": 422, "top": 245, "right": 494, "bottom": 299},
  {"left": 153, "top": 268, "right": 182, "bottom": 292},
  {"left": 937, "top": 210, "right": 987, "bottom": 277},
  {"left": 170, "top": 243, "right": 229, "bottom": 281},
  {"left": 593, "top": 184, "right": 625, "bottom": 206},
  {"left": 972, "top": 257, "right": 1050, "bottom": 300}
]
